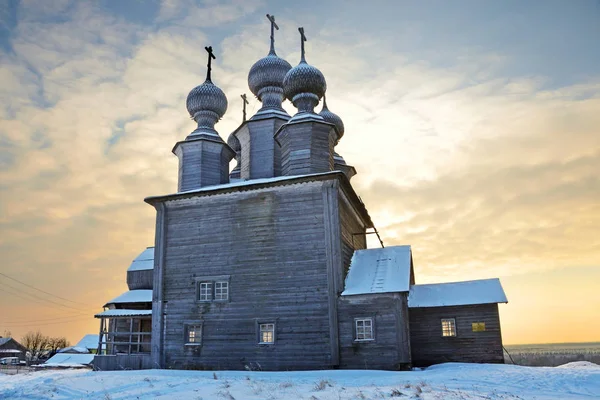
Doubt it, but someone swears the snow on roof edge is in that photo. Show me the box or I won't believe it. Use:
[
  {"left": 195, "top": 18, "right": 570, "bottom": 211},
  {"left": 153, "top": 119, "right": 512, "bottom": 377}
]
[{"left": 408, "top": 278, "right": 508, "bottom": 308}]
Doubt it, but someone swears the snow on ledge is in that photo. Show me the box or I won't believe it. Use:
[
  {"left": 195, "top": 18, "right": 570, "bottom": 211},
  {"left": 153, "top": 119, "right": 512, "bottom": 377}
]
[
  {"left": 104, "top": 290, "right": 152, "bottom": 306},
  {"left": 408, "top": 278, "right": 508, "bottom": 308},
  {"left": 127, "top": 247, "right": 154, "bottom": 271},
  {"left": 342, "top": 246, "right": 412, "bottom": 296},
  {"left": 95, "top": 309, "right": 152, "bottom": 318}
]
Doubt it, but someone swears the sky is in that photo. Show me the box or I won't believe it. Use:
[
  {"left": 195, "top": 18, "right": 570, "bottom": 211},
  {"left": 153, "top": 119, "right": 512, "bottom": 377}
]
[{"left": 0, "top": 0, "right": 598, "bottom": 346}]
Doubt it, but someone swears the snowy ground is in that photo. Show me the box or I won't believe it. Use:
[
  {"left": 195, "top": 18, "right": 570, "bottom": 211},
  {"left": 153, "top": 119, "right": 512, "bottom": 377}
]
[{"left": 1, "top": 362, "right": 599, "bottom": 399}]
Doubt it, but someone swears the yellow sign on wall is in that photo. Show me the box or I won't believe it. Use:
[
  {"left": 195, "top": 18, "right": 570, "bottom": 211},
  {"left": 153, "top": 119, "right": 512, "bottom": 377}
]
[{"left": 472, "top": 322, "right": 486, "bottom": 332}]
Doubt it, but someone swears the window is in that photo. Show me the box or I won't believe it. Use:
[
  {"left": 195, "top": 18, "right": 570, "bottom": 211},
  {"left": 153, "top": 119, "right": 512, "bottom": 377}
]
[
  {"left": 355, "top": 318, "right": 374, "bottom": 341},
  {"left": 198, "top": 282, "right": 212, "bottom": 301},
  {"left": 215, "top": 281, "right": 229, "bottom": 301},
  {"left": 441, "top": 318, "right": 456, "bottom": 337},
  {"left": 195, "top": 275, "right": 231, "bottom": 302},
  {"left": 259, "top": 323, "right": 275, "bottom": 344},
  {"left": 186, "top": 324, "right": 202, "bottom": 345}
]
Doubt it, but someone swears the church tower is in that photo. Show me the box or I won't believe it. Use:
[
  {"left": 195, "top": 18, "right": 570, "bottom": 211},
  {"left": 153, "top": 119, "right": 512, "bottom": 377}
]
[
  {"left": 235, "top": 14, "right": 292, "bottom": 179},
  {"left": 276, "top": 27, "right": 339, "bottom": 176},
  {"left": 173, "top": 46, "right": 235, "bottom": 192}
]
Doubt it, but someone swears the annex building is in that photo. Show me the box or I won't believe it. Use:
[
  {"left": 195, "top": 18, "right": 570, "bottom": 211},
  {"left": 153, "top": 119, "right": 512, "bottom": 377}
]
[{"left": 93, "top": 16, "right": 508, "bottom": 371}]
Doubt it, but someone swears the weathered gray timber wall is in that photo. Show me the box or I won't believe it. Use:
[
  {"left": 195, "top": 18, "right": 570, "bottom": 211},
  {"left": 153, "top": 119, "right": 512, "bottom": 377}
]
[
  {"left": 127, "top": 269, "right": 153, "bottom": 290},
  {"left": 159, "top": 180, "right": 336, "bottom": 370},
  {"left": 277, "top": 121, "right": 335, "bottom": 176},
  {"left": 93, "top": 354, "right": 153, "bottom": 371},
  {"left": 338, "top": 193, "right": 367, "bottom": 283},
  {"left": 338, "top": 293, "right": 411, "bottom": 370},
  {"left": 409, "top": 303, "right": 504, "bottom": 367},
  {"left": 237, "top": 118, "right": 287, "bottom": 179},
  {"left": 173, "top": 139, "right": 234, "bottom": 191}
]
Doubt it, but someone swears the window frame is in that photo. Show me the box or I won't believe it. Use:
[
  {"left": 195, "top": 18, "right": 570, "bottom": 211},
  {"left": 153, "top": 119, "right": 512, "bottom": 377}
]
[
  {"left": 195, "top": 275, "right": 231, "bottom": 303},
  {"left": 441, "top": 318, "right": 457, "bottom": 337},
  {"left": 184, "top": 323, "right": 203, "bottom": 346},
  {"left": 354, "top": 317, "right": 375, "bottom": 342},
  {"left": 257, "top": 321, "right": 276, "bottom": 345},
  {"left": 214, "top": 281, "right": 229, "bottom": 301}
]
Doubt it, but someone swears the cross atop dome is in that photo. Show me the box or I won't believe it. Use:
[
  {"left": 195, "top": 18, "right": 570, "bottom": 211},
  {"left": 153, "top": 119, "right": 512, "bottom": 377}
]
[{"left": 204, "top": 46, "right": 216, "bottom": 82}]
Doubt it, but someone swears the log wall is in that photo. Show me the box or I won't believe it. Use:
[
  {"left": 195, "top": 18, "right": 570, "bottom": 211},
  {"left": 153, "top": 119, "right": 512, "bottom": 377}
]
[{"left": 409, "top": 303, "right": 504, "bottom": 366}]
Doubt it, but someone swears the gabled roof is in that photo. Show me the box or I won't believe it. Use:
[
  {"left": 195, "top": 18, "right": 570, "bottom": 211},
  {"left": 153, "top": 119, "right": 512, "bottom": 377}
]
[
  {"left": 408, "top": 278, "right": 508, "bottom": 308},
  {"left": 103, "top": 289, "right": 152, "bottom": 307},
  {"left": 127, "top": 247, "right": 154, "bottom": 272},
  {"left": 342, "top": 245, "right": 413, "bottom": 296}
]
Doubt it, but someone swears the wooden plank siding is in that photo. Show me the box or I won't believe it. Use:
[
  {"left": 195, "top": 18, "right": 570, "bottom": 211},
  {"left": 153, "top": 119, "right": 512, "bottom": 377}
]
[
  {"left": 337, "top": 293, "right": 411, "bottom": 370},
  {"left": 409, "top": 303, "right": 504, "bottom": 367},
  {"left": 158, "top": 180, "right": 337, "bottom": 370},
  {"left": 127, "top": 269, "right": 153, "bottom": 290}
]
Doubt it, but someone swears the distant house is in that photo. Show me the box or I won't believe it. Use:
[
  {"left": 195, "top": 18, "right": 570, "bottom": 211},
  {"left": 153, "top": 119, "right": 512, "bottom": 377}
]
[{"left": 0, "top": 337, "right": 27, "bottom": 362}]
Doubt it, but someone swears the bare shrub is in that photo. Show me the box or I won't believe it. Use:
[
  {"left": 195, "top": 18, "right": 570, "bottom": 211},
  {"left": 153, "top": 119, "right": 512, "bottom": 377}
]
[{"left": 390, "top": 388, "right": 404, "bottom": 396}]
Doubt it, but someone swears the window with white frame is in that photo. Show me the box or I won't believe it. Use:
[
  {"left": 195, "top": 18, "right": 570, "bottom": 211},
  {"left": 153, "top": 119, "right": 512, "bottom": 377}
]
[
  {"left": 186, "top": 324, "right": 202, "bottom": 345},
  {"left": 355, "top": 318, "right": 374, "bottom": 341},
  {"left": 214, "top": 281, "right": 229, "bottom": 301},
  {"left": 259, "top": 323, "right": 275, "bottom": 344},
  {"left": 198, "top": 282, "right": 212, "bottom": 301},
  {"left": 441, "top": 318, "right": 457, "bottom": 337}
]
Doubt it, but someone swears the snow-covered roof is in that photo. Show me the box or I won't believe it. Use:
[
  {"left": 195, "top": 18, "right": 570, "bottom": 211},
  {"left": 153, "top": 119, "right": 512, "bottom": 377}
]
[
  {"left": 408, "top": 278, "right": 508, "bottom": 308},
  {"left": 75, "top": 334, "right": 99, "bottom": 350},
  {"left": 104, "top": 289, "right": 152, "bottom": 306},
  {"left": 127, "top": 247, "right": 154, "bottom": 271},
  {"left": 43, "top": 353, "right": 94, "bottom": 367},
  {"left": 0, "top": 338, "right": 12, "bottom": 346},
  {"left": 95, "top": 309, "right": 153, "bottom": 318},
  {"left": 342, "top": 246, "right": 413, "bottom": 296},
  {"left": 58, "top": 346, "right": 89, "bottom": 354}
]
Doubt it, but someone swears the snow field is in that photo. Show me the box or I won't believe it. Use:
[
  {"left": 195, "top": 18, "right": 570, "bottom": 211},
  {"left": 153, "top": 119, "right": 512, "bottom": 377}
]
[{"left": 0, "top": 362, "right": 599, "bottom": 400}]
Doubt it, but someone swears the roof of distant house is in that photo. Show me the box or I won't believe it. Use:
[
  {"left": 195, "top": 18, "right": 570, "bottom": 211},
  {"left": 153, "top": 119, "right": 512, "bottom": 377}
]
[
  {"left": 43, "top": 353, "right": 94, "bottom": 367},
  {"left": 75, "top": 334, "right": 99, "bottom": 350},
  {"left": 408, "top": 278, "right": 508, "bottom": 308},
  {"left": 127, "top": 247, "right": 154, "bottom": 272},
  {"left": 342, "top": 245, "right": 413, "bottom": 296}
]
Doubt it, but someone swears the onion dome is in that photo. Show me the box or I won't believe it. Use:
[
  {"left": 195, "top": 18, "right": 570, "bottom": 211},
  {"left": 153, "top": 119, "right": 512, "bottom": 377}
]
[
  {"left": 248, "top": 53, "right": 292, "bottom": 110},
  {"left": 247, "top": 15, "right": 292, "bottom": 116},
  {"left": 283, "top": 27, "right": 326, "bottom": 115},
  {"left": 226, "top": 131, "right": 241, "bottom": 152},
  {"left": 186, "top": 46, "right": 228, "bottom": 138},
  {"left": 227, "top": 132, "right": 241, "bottom": 180},
  {"left": 319, "top": 95, "right": 344, "bottom": 143}
]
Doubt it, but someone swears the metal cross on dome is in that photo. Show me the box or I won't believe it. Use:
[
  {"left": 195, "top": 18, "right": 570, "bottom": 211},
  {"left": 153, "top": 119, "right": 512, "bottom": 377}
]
[
  {"left": 266, "top": 14, "right": 279, "bottom": 54},
  {"left": 205, "top": 46, "right": 216, "bottom": 82},
  {"left": 298, "top": 27, "right": 307, "bottom": 62},
  {"left": 241, "top": 94, "right": 249, "bottom": 122}
]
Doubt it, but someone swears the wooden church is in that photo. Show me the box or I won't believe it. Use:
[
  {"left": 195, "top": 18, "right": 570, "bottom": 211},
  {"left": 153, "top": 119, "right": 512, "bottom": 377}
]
[{"left": 93, "top": 16, "right": 508, "bottom": 371}]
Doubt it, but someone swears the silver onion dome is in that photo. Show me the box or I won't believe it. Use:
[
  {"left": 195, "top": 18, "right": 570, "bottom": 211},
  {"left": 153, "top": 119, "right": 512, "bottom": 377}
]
[
  {"left": 247, "top": 14, "right": 292, "bottom": 115},
  {"left": 226, "top": 131, "right": 241, "bottom": 152},
  {"left": 283, "top": 62, "right": 326, "bottom": 110},
  {"left": 248, "top": 54, "right": 292, "bottom": 102},
  {"left": 319, "top": 96, "right": 344, "bottom": 142},
  {"left": 283, "top": 27, "right": 326, "bottom": 115},
  {"left": 186, "top": 80, "right": 228, "bottom": 120}
]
